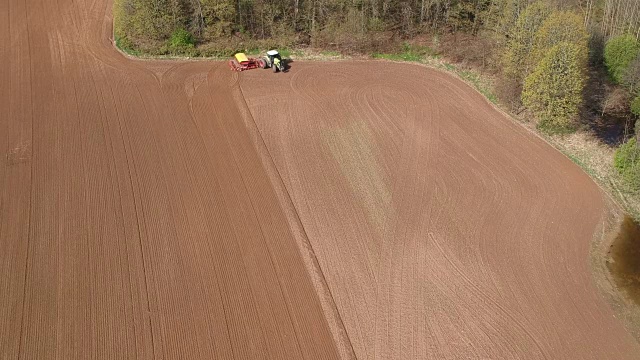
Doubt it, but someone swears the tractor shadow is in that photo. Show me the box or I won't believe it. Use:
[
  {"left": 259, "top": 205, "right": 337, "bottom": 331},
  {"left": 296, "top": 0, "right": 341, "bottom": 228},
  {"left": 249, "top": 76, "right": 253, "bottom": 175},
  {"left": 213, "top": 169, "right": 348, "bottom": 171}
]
[{"left": 283, "top": 59, "right": 294, "bottom": 73}]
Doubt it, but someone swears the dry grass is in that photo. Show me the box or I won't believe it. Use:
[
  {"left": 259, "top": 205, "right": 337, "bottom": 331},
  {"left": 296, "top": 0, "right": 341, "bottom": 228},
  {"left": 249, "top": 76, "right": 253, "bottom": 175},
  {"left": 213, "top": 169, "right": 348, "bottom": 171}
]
[{"left": 558, "top": 131, "right": 615, "bottom": 182}]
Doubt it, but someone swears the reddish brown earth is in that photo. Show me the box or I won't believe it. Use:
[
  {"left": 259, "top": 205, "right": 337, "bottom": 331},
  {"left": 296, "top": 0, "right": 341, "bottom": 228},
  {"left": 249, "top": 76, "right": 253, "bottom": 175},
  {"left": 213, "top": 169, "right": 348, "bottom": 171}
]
[
  {"left": 0, "top": 0, "right": 639, "bottom": 359},
  {"left": 240, "top": 63, "right": 640, "bottom": 359},
  {"left": 0, "top": 0, "right": 341, "bottom": 358}
]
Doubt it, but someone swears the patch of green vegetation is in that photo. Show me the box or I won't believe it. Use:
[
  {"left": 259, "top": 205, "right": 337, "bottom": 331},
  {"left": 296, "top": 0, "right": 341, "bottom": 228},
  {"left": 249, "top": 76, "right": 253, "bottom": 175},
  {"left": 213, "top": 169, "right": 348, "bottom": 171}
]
[
  {"left": 443, "top": 63, "right": 455, "bottom": 71},
  {"left": 169, "top": 29, "right": 195, "bottom": 51},
  {"left": 631, "top": 96, "right": 640, "bottom": 117},
  {"left": 290, "top": 49, "right": 305, "bottom": 57},
  {"left": 244, "top": 48, "right": 262, "bottom": 55},
  {"left": 372, "top": 42, "right": 438, "bottom": 62},
  {"left": 372, "top": 52, "right": 421, "bottom": 61},
  {"left": 536, "top": 119, "right": 577, "bottom": 135},
  {"left": 604, "top": 34, "right": 640, "bottom": 84},
  {"left": 321, "top": 50, "right": 341, "bottom": 57},
  {"left": 278, "top": 48, "right": 293, "bottom": 58},
  {"left": 615, "top": 137, "right": 640, "bottom": 191},
  {"left": 114, "top": 35, "right": 141, "bottom": 56}
]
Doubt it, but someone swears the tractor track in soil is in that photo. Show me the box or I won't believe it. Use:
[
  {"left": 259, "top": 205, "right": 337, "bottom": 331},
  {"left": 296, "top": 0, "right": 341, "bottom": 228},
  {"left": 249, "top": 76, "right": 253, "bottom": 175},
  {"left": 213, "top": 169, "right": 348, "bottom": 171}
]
[{"left": 0, "top": 0, "right": 639, "bottom": 358}]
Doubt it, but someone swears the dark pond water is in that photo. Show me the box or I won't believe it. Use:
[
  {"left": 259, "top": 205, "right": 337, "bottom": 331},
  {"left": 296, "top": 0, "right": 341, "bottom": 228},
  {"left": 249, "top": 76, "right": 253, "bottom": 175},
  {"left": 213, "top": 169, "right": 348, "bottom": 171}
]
[{"left": 609, "top": 215, "right": 640, "bottom": 306}]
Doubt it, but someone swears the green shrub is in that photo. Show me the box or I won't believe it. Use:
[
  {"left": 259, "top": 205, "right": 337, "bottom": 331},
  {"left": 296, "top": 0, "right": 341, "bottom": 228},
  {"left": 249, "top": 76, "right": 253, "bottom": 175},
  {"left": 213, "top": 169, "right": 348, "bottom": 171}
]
[
  {"left": 522, "top": 42, "right": 585, "bottom": 134},
  {"left": 615, "top": 138, "right": 640, "bottom": 190},
  {"left": 170, "top": 29, "right": 195, "bottom": 49},
  {"left": 632, "top": 96, "right": 640, "bottom": 117},
  {"left": 604, "top": 35, "right": 640, "bottom": 84},
  {"left": 279, "top": 48, "right": 292, "bottom": 58},
  {"left": 115, "top": 35, "right": 137, "bottom": 55}
]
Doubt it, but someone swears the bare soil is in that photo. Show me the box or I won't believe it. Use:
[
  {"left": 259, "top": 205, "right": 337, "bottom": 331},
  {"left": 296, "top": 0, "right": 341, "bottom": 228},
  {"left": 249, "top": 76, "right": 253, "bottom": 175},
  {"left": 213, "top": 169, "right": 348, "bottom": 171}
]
[
  {"left": 240, "top": 61, "right": 640, "bottom": 359},
  {"left": 1, "top": 0, "right": 639, "bottom": 359},
  {"left": 0, "top": 0, "right": 339, "bottom": 358}
]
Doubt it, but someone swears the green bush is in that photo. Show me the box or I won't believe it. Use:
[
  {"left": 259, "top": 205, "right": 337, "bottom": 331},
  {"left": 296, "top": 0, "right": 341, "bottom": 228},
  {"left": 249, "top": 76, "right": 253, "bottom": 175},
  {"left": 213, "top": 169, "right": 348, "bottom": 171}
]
[
  {"left": 115, "top": 35, "right": 138, "bottom": 55},
  {"left": 632, "top": 96, "right": 640, "bottom": 117},
  {"left": 604, "top": 34, "right": 640, "bottom": 84},
  {"left": 615, "top": 138, "right": 640, "bottom": 190},
  {"left": 170, "top": 29, "right": 195, "bottom": 49},
  {"left": 522, "top": 42, "right": 585, "bottom": 134}
]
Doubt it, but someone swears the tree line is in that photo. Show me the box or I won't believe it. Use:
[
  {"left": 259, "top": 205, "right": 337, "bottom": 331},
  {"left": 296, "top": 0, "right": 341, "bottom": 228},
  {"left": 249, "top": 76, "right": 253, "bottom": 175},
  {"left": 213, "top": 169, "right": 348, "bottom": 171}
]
[
  {"left": 605, "top": 33, "right": 640, "bottom": 189},
  {"left": 114, "top": 0, "right": 640, "bottom": 54}
]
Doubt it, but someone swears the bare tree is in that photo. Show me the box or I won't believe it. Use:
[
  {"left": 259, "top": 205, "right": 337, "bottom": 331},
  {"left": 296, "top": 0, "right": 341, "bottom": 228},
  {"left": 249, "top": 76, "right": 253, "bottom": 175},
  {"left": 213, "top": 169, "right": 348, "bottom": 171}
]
[{"left": 602, "top": 0, "right": 640, "bottom": 39}]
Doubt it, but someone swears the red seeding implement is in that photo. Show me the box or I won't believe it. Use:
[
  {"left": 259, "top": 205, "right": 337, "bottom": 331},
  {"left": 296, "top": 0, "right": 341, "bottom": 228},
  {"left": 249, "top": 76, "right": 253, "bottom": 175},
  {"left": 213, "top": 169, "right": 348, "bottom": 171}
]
[
  {"left": 228, "top": 53, "right": 265, "bottom": 72},
  {"left": 229, "top": 50, "right": 287, "bottom": 73}
]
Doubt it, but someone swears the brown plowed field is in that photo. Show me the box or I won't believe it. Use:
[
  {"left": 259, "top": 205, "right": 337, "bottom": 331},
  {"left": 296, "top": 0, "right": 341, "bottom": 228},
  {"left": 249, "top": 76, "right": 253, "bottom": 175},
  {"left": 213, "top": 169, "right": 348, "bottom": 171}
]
[
  {"left": 0, "top": 0, "right": 639, "bottom": 359},
  {"left": 239, "top": 63, "right": 640, "bottom": 359}
]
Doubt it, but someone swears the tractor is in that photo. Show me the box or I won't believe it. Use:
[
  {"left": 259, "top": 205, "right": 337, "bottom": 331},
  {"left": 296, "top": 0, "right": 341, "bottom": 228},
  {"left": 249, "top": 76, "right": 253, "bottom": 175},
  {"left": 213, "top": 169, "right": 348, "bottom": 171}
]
[{"left": 263, "top": 50, "right": 285, "bottom": 73}]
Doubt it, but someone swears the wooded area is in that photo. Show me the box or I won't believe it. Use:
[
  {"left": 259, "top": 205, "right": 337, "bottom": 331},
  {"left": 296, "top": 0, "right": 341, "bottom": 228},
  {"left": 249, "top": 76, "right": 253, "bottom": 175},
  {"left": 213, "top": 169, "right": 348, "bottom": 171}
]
[{"left": 114, "top": 0, "right": 640, "bottom": 53}]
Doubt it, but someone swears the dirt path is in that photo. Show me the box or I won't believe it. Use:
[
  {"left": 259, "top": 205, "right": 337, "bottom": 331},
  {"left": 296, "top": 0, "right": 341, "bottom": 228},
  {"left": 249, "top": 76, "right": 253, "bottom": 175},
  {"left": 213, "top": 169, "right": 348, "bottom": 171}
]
[
  {"left": 1, "top": 0, "right": 639, "bottom": 358},
  {"left": 240, "top": 62, "right": 640, "bottom": 359}
]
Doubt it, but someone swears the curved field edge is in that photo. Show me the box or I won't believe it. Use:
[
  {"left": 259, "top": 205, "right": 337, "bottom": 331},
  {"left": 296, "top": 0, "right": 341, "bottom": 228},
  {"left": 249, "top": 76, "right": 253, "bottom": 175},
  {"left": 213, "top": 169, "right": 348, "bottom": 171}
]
[
  {"left": 238, "top": 61, "right": 640, "bottom": 358},
  {"left": 111, "top": 23, "right": 640, "bottom": 343},
  {"left": 334, "top": 55, "right": 640, "bottom": 342},
  {"left": 391, "top": 58, "right": 640, "bottom": 342}
]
